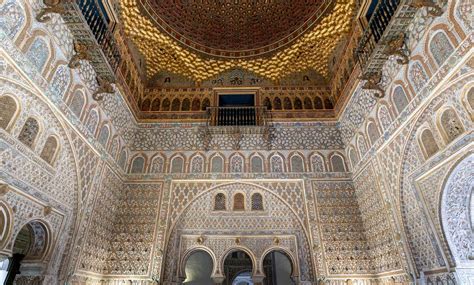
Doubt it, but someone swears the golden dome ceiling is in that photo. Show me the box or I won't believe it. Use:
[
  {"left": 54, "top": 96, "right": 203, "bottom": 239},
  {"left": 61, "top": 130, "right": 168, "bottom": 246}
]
[{"left": 121, "top": 0, "right": 357, "bottom": 83}]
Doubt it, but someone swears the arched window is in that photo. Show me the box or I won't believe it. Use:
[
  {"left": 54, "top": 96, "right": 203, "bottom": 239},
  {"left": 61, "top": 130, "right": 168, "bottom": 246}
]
[
  {"left": 270, "top": 155, "right": 284, "bottom": 172},
  {"left": 85, "top": 109, "right": 99, "bottom": 135},
  {"left": 142, "top": 99, "right": 151, "bottom": 111},
  {"left": 181, "top": 98, "right": 191, "bottom": 111},
  {"left": 324, "top": 98, "right": 333, "bottom": 109},
  {"left": 439, "top": 108, "right": 464, "bottom": 143},
  {"left": 429, "top": 31, "right": 454, "bottom": 66},
  {"left": 357, "top": 135, "right": 368, "bottom": 156},
  {"left": 466, "top": 87, "right": 474, "bottom": 111},
  {"left": 171, "top": 98, "right": 181, "bottom": 111},
  {"left": 310, "top": 153, "right": 325, "bottom": 172},
  {"left": 18, "top": 118, "right": 40, "bottom": 148},
  {"left": 294, "top": 97, "right": 302, "bottom": 109},
  {"left": 367, "top": 121, "right": 380, "bottom": 145},
  {"left": 330, "top": 154, "right": 346, "bottom": 172},
  {"left": 418, "top": 128, "right": 439, "bottom": 159},
  {"left": 201, "top": 98, "right": 210, "bottom": 111},
  {"left": 251, "top": 193, "right": 263, "bottom": 211},
  {"left": 283, "top": 97, "right": 292, "bottom": 110},
  {"left": 214, "top": 193, "right": 226, "bottom": 211},
  {"left": 230, "top": 155, "right": 244, "bottom": 173},
  {"left": 314, "top": 97, "right": 323, "bottom": 109},
  {"left": 251, "top": 155, "right": 263, "bottom": 173},
  {"left": 150, "top": 155, "right": 165, "bottom": 173},
  {"left": 192, "top": 98, "right": 201, "bottom": 111},
  {"left": 68, "top": 91, "right": 85, "bottom": 118},
  {"left": 348, "top": 147, "right": 359, "bottom": 169},
  {"left": 0, "top": 95, "right": 17, "bottom": 130},
  {"left": 118, "top": 149, "right": 127, "bottom": 170},
  {"left": 170, "top": 156, "right": 184, "bottom": 173},
  {"left": 273, "top": 97, "right": 282, "bottom": 110},
  {"left": 51, "top": 65, "right": 70, "bottom": 96},
  {"left": 263, "top": 97, "right": 272, "bottom": 110},
  {"left": 378, "top": 105, "right": 392, "bottom": 131},
  {"left": 304, "top": 97, "right": 313, "bottom": 109},
  {"left": 190, "top": 155, "right": 204, "bottom": 173},
  {"left": 211, "top": 155, "right": 224, "bottom": 173},
  {"left": 233, "top": 193, "right": 245, "bottom": 211},
  {"left": 40, "top": 136, "right": 59, "bottom": 165},
  {"left": 392, "top": 86, "right": 409, "bottom": 114},
  {"left": 161, "top": 98, "right": 170, "bottom": 111},
  {"left": 408, "top": 62, "right": 428, "bottom": 92},
  {"left": 130, "top": 156, "right": 145, "bottom": 173},
  {"left": 151, "top": 99, "right": 161, "bottom": 111},
  {"left": 97, "top": 125, "right": 110, "bottom": 148},
  {"left": 290, "top": 155, "right": 305, "bottom": 172},
  {"left": 26, "top": 37, "right": 49, "bottom": 71}
]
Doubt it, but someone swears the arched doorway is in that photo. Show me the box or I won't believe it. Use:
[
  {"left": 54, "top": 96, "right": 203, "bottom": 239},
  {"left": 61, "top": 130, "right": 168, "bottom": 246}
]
[
  {"left": 5, "top": 221, "right": 50, "bottom": 284},
  {"left": 441, "top": 154, "right": 474, "bottom": 282},
  {"left": 223, "top": 250, "right": 253, "bottom": 285},
  {"left": 183, "top": 250, "right": 214, "bottom": 285},
  {"left": 262, "top": 251, "right": 295, "bottom": 285}
]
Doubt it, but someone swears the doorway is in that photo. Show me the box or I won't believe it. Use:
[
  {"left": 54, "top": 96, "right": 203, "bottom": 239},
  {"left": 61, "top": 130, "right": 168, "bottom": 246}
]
[
  {"left": 262, "top": 251, "right": 295, "bottom": 285},
  {"left": 183, "top": 250, "right": 214, "bottom": 285},
  {"left": 223, "top": 250, "right": 253, "bottom": 285}
]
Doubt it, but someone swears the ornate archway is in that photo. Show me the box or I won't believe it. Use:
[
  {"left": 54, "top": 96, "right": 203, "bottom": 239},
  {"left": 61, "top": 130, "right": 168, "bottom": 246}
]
[
  {"left": 162, "top": 181, "right": 313, "bottom": 284},
  {"left": 441, "top": 154, "right": 474, "bottom": 283}
]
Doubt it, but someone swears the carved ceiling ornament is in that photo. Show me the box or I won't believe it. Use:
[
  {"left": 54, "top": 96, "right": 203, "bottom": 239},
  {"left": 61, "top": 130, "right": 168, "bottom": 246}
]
[
  {"left": 68, "top": 41, "right": 94, "bottom": 69},
  {"left": 120, "top": 0, "right": 357, "bottom": 82}
]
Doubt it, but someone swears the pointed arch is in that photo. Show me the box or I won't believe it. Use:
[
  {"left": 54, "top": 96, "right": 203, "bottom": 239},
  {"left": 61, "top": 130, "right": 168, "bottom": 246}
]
[
  {"left": 229, "top": 153, "right": 245, "bottom": 173},
  {"left": 149, "top": 154, "right": 166, "bottom": 173},
  {"left": 181, "top": 98, "right": 191, "bottom": 111},
  {"left": 270, "top": 153, "right": 285, "bottom": 173},
  {"left": 437, "top": 107, "right": 465, "bottom": 144},
  {"left": 151, "top": 98, "right": 161, "bottom": 111},
  {"left": 161, "top": 98, "right": 170, "bottom": 111},
  {"left": 289, "top": 152, "right": 305, "bottom": 172},
  {"left": 309, "top": 152, "right": 325, "bottom": 172},
  {"left": 189, "top": 153, "right": 205, "bottom": 173},
  {"left": 250, "top": 153, "right": 265, "bottom": 173},
  {"left": 417, "top": 127, "right": 439, "bottom": 159},
  {"left": 97, "top": 124, "right": 110, "bottom": 149},
  {"left": 0, "top": 95, "right": 19, "bottom": 131},
  {"left": 377, "top": 103, "right": 393, "bottom": 131},
  {"left": 329, "top": 152, "right": 347, "bottom": 172},
  {"left": 428, "top": 30, "right": 455, "bottom": 67},
  {"left": 233, "top": 192, "right": 246, "bottom": 211},
  {"left": 273, "top": 97, "right": 282, "bottom": 110},
  {"left": 213, "top": 192, "right": 227, "bottom": 211},
  {"left": 85, "top": 107, "right": 100, "bottom": 135},
  {"left": 170, "top": 154, "right": 185, "bottom": 173},
  {"left": 171, "top": 98, "right": 181, "bottom": 111},
  {"left": 366, "top": 120, "right": 381, "bottom": 145},
  {"left": 118, "top": 149, "right": 128, "bottom": 171},
  {"left": 251, "top": 193, "right": 264, "bottom": 211},
  {"left": 191, "top": 98, "right": 201, "bottom": 111},
  {"left": 348, "top": 146, "right": 359, "bottom": 170},
  {"left": 392, "top": 85, "right": 409, "bottom": 114},
  {"left": 40, "top": 135, "right": 60, "bottom": 166},
  {"left": 210, "top": 153, "right": 225, "bottom": 173},
  {"left": 130, "top": 154, "right": 147, "bottom": 174},
  {"left": 18, "top": 117, "right": 40, "bottom": 149},
  {"left": 68, "top": 90, "right": 87, "bottom": 119}
]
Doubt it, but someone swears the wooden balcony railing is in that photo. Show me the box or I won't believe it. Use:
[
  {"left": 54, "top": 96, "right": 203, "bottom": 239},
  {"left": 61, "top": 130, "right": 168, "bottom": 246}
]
[{"left": 206, "top": 107, "right": 268, "bottom": 127}]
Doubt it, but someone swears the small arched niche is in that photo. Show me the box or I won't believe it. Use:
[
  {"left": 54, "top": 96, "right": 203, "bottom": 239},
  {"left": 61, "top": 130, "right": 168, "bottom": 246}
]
[
  {"left": 183, "top": 250, "right": 214, "bottom": 285},
  {"left": 262, "top": 250, "right": 295, "bottom": 285}
]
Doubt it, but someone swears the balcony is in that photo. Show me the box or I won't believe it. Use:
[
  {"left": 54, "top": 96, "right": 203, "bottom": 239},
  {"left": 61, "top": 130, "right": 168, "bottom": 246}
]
[
  {"left": 53, "top": 0, "right": 121, "bottom": 83},
  {"left": 203, "top": 107, "right": 271, "bottom": 150},
  {"left": 355, "top": 0, "right": 423, "bottom": 96},
  {"left": 206, "top": 107, "right": 268, "bottom": 127}
]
